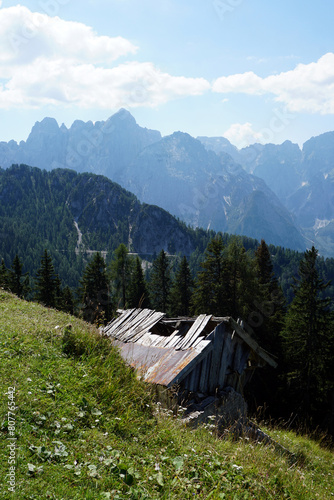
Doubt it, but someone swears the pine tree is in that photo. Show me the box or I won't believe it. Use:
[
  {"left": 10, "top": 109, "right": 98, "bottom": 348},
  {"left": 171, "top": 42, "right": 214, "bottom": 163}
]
[
  {"left": 224, "top": 237, "right": 257, "bottom": 320},
  {"left": 79, "top": 252, "right": 112, "bottom": 324},
  {"left": 8, "top": 254, "right": 30, "bottom": 298},
  {"left": 110, "top": 244, "right": 132, "bottom": 308},
  {"left": 245, "top": 240, "right": 285, "bottom": 417},
  {"left": 61, "top": 286, "right": 75, "bottom": 315},
  {"left": 35, "top": 250, "right": 58, "bottom": 308},
  {"left": 170, "top": 256, "right": 194, "bottom": 316},
  {"left": 149, "top": 250, "right": 171, "bottom": 312},
  {"left": 251, "top": 240, "right": 285, "bottom": 350},
  {"left": 191, "top": 236, "right": 227, "bottom": 316},
  {"left": 281, "top": 246, "right": 334, "bottom": 421},
  {"left": 0, "top": 259, "right": 9, "bottom": 291},
  {"left": 128, "top": 257, "right": 150, "bottom": 308}
]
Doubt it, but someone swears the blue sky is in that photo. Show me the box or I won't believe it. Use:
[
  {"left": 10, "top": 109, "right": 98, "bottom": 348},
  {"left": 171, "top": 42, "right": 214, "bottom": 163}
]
[{"left": 0, "top": 0, "right": 334, "bottom": 147}]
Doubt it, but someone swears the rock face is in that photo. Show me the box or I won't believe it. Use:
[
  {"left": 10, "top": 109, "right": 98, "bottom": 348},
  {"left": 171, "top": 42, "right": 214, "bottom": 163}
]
[
  {"left": 200, "top": 132, "right": 334, "bottom": 257},
  {"left": 122, "top": 132, "right": 305, "bottom": 250},
  {"left": 0, "top": 109, "right": 162, "bottom": 180},
  {"left": 0, "top": 109, "right": 322, "bottom": 253}
]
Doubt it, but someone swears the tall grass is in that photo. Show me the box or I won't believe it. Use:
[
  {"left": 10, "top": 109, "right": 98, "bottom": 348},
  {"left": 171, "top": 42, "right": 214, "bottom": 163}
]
[{"left": 0, "top": 290, "right": 333, "bottom": 499}]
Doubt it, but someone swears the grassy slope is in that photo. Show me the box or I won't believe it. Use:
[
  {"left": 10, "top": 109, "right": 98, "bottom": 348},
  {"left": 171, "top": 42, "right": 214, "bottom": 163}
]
[{"left": 0, "top": 291, "right": 333, "bottom": 500}]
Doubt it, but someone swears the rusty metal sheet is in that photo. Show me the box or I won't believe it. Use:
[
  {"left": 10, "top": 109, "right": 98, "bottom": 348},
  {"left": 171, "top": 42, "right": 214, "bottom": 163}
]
[{"left": 112, "top": 339, "right": 207, "bottom": 387}]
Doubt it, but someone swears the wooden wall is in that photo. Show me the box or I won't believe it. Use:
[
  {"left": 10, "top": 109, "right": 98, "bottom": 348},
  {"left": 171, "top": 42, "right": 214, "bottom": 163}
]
[{"left": 180, "top": 323, "right": 251, "bottom": 396}]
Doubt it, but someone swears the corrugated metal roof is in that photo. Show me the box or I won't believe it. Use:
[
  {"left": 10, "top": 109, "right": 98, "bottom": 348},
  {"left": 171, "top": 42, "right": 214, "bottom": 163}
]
[{"left": 112, "top": 339, "right": 213, "bottom": 387}]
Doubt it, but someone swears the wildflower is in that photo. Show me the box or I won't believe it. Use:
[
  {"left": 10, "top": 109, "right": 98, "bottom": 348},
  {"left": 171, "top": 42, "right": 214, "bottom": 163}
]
[{"left": 232, "top": 464, "right": 243, "bottom": 473}]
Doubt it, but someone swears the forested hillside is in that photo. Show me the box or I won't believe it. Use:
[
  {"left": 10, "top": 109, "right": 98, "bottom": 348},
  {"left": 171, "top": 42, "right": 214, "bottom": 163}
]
[
  {"left": 0, "top": 164, "right": 211, "bottom": 288},
  {"left": 1, "top": 161, "right": 334, "bottom": 434}
]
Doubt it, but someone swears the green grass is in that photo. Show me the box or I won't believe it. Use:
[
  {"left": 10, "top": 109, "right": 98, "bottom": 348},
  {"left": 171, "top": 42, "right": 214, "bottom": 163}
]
[{"left": 0, "top": 290, "right": 333, "bottom": 499}]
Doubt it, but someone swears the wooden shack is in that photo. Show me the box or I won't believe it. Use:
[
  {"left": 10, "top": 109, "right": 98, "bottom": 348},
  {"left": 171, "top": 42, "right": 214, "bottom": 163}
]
[{"left": 104, "top": 309, "right": 277, "bottom": 415}]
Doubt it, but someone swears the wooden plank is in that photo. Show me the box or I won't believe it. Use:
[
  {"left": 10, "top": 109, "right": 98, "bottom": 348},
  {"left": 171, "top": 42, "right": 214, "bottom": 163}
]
[
  {"left": 217, "top": 332, "right": 232, "bottom": 389},
  {"left": 117, "top": 309, "right": 154, "bottom": 342},
  {"left": 167, "top": 342, "right": 214, "bottom": 387},
  {"left": 176, "top": 314, "right": 212, "bottom": 350},
  {"left": 186, "top": 364, "right": 201, "bottom": 392},
  {"left": 194, "top": 339, "right": 211, "bottom": 353},
  {"left": 125, "top": 309, "right": 156, "bottom": 339},
  {"left": 128, "top": 311, "right": 165, "bottom": 343},
  {"left": 208, "top": 323, "right": 225, "bottom": 393},
  {"left": 146, "top": 334, "right": 164, "bottom": 347},
  {"left": 229, "top": 318, "right": 278, "bottom": 368},
  {"left": 237, "top": 345, "right": 251, "bottom": 374},
  {"left": 165, "top": 334, "right": 184, "bottom": 349},
  {"left": 156, "top": 329, "right": 179, "bottom": 348},
  {"left": 199, "top": 353, "right": 211, "bottom": 393},
  {"left": 104, "top": 308, "right": 136, "bottom": 336},
  {"left": 137, "top": 331, "right": 155, "bottom": 347},
  {"left": 113, "top": 309, "right": 144, "bottom": 341},
  {"left": 232, "top": 340, "right": 243, "bottom": 373}
]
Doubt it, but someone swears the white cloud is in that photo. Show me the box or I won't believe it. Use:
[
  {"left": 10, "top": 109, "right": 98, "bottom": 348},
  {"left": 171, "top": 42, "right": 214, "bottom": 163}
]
[
  {"left": 213, "top": 53, "right": 334, "bottom": 114},
  {"left": 0, "top": 6, "right": 210, "bottom": 109},
  {"left": 223, "top": 122, "right": 265, "bottom": 148}
]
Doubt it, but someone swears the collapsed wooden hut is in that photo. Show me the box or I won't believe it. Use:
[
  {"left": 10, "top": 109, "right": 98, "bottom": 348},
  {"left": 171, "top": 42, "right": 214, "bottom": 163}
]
[{"left": 104, "top": 308, "right": 277, "bottom": 423}]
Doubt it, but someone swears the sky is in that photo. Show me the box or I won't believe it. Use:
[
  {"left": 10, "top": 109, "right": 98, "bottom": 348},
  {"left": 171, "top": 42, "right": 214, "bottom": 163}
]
[{"left": 0, "top": 0, "right": 334, "bottom": 148}]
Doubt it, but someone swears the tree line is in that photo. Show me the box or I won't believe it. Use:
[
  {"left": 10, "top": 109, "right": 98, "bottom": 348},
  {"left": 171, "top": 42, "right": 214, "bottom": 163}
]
[{"left": 1, "top": 236, "right": 334, "bottom": 436}]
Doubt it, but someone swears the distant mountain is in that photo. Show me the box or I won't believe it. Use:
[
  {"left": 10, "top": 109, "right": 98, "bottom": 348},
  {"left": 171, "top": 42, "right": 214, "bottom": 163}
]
[
  {"left": 122, "top": 132, "right": 305, "bottom": 250},
  {"left": 0, "top": 109, "right": 161, "bottom": 179},
  {"left": 0, "top": 110, "right": 309, "bottom": 252},
  {"left": 199, "top": 132, "right": 334, "bottom": 257},
  {"left": 197, "top": 136, "right": 240, "bottom": 161}
]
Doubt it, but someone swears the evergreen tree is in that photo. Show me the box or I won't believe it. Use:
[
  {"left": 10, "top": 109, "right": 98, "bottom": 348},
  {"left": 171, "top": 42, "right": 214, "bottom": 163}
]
[
  {"left": 0, "top": 259, "right": 9, "bottom": 290},
  {"left": 35, "top": 250, "right": 58, "bottom": 308},
  {"left": 245, "top": 240, "right": 285, "bottom": 417},
  {"left": 191, "top": 236, "right": 227, "bottom": 316},
  {"left": 251, "top": 239, "right": 286, "bottom": 350},
  {"left": 149, "top": 250, "right": 171, "bottom": 312},
  {"left": 110, "top": 244, "right": 132, "bottom": 308},
  {"left": 79, "top": 252, "right": 112, "bottom": 324},
  {"left": 8, "top": 254, "right": 30, "bottom": 298},
  {"left": 170, "top": 256, "right": 194, "bottom": 316},
  {"left": 224, "top": 237, "right": 257, "bottom": 320},
  {"left": 128, "top": 256, "right": 150, "bottom": 308},
  {"left": 281, "top": 246, "right": 334, "bottom": 422},
  {"left": 61, "top": 286, "right": 75, "bottom": 315}
]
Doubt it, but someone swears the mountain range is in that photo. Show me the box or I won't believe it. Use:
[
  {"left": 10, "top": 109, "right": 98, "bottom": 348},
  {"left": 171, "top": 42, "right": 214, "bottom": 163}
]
[{"left": 1, "top": 109, "right": 333, "bottom": 255}]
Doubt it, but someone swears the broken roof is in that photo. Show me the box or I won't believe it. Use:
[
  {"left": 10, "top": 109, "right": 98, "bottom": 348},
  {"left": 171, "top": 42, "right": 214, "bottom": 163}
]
[{"left": 103, "top": 308, "right": 277, "bottom": 388}]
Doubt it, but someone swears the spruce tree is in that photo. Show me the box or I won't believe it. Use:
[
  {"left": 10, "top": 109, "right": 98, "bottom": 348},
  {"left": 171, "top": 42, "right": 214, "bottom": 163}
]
[
  {"left": 225, "top": 237, "right": 257, "bottom": 320},
  {"left": 149, "top": 250, "right": 171, "bottom": 312},
  {"left": 110, "top": 244, "right": 132, "bottom": 308},
  {"left": 191, "top": 236, "right": 227, "bottom": 316},
  {"left": 170, "top": 256, "right": 194, "bottom": 316},
  {"left": 35, "top": 250, "right": 58, "bottom": 308},
  {"left": 281, "top": 246, "right": 334, "bottom": 421},
  {"left": 61, "top": 286, "right": 75, "bottom": 315},
  {"left": 245, "top": 240, "right": 285, "bottom": 417},
  {"left": 128, "top": 256, "right": 150, "bottom": 308},
  {"left": 252, "top": 240, "right": 285, "bottom": 350},
  {"left": 8, "top": 254, "right": 30, "bottom": 298},
  {"left": 0, "top": 259, "right": 9, "bottom": 291},
  {"left": 79, "top": 252, "right": 112, "bottom": 324}
]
